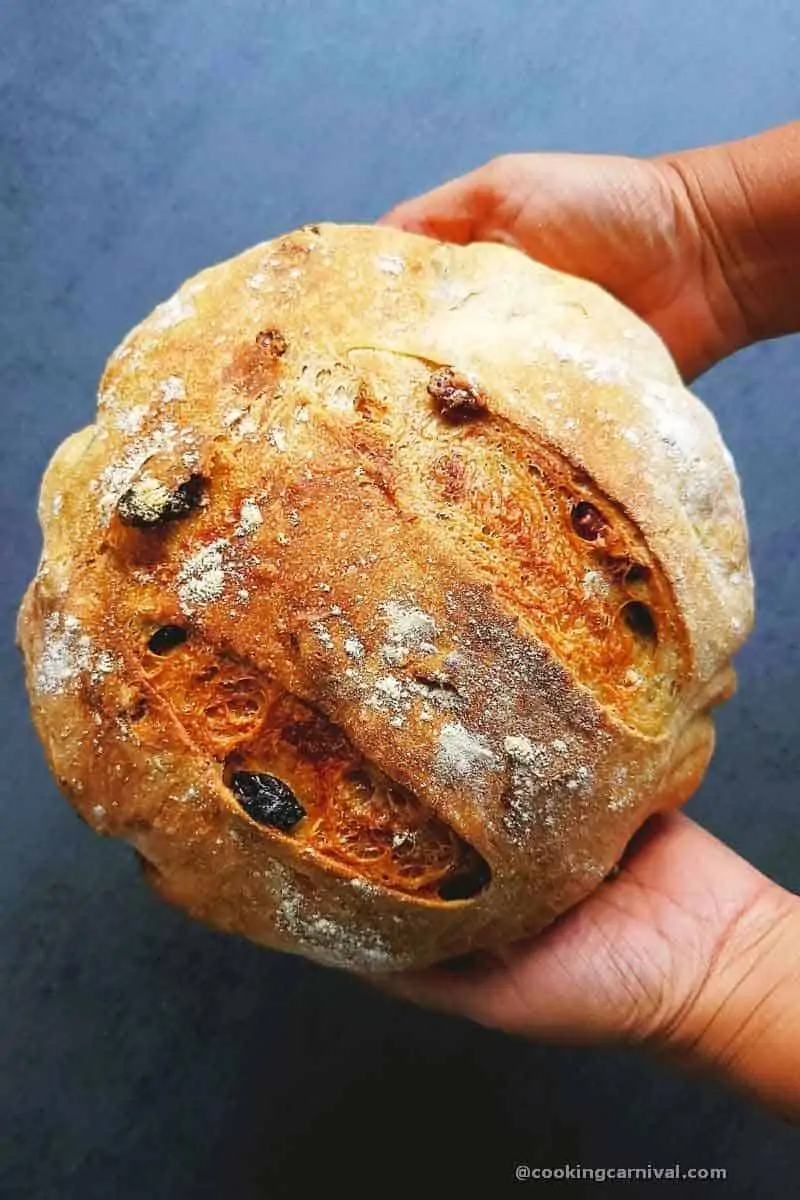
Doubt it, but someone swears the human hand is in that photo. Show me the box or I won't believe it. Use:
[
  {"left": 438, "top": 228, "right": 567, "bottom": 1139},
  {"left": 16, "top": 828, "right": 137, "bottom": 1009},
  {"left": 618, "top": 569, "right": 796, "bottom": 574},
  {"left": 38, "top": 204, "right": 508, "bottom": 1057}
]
[
  {"left": 377, "top": 132, "right": 800, "bottom": 1116},
  {"left": 381, "top": 129, "right": 800, "bottom": 380},
  {"left": 377, "top": 812, "right": 798, "bottom": 1107}
]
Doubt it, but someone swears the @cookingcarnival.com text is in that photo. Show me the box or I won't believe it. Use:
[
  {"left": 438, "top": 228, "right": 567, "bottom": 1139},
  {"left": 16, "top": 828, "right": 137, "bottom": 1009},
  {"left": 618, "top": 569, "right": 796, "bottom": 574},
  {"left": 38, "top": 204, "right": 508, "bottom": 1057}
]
[{"left": 514, "top": 1163, "right": 727, "bottom": 1184}]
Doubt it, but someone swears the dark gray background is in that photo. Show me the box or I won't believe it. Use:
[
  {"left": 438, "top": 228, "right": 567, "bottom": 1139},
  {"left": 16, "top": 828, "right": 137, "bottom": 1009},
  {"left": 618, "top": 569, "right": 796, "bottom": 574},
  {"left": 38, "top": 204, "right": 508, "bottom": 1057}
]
[{"left": 2, "top": 2, "right": 799, "bottom": 1196}]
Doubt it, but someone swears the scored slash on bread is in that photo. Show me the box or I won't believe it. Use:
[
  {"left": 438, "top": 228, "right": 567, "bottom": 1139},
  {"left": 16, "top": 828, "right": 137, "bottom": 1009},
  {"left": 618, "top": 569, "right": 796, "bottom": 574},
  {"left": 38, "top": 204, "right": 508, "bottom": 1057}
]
[{"left": 17, "top": 224, "right": 753, "bottom": 971}]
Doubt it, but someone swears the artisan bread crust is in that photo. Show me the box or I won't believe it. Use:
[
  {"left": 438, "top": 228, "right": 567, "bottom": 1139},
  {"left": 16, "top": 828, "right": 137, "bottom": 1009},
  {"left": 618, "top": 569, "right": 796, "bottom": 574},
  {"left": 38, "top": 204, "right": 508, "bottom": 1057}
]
[{"left": 18, "top": 224, "right": 753, "bottom": 970}]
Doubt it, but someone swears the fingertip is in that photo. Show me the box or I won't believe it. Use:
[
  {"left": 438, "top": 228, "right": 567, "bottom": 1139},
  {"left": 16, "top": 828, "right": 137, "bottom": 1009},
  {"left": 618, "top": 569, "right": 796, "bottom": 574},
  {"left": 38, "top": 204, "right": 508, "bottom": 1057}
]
[
  {"left": 375, "top": 202, "right": 430, "bottom": 234},
  {"left": 375, "top": 168, "right": 497, "bottom": 243}
]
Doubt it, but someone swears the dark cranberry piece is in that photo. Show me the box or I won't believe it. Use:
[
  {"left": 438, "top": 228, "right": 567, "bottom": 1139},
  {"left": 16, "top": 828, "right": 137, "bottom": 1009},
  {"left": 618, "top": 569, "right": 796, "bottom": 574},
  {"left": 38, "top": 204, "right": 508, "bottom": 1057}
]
[
  {"left": 428, "top": 367, "right": 487, "bottom": 419},
  {"left": 147, "top": 625, "right": 188, "bottom": 656},
  {"left": 168, "top": 476, "right": 204, "bottom": 516},
  {"left": 230, "top": 772, "right": 305, "bottom": 831},
  {"left": 126, "top": 696, "right": 148, "bottom": 722},
  {"left": 117, "top": 474, "right": 203, "bottom": 528},
  {"left": 623, "top": 601, "right": 657, "bottom": 641},
  {"left": 256, "top": 328, "right": 288, "bottom": 356},
  {"left": 624, "top": 563, "right": 651, "bottom": 586},
  {"left": 570, "top": 501, "right": 606, "bottom": 541},
  {"left": 437, "top": 857, "right": 491, "bottom": 901}
]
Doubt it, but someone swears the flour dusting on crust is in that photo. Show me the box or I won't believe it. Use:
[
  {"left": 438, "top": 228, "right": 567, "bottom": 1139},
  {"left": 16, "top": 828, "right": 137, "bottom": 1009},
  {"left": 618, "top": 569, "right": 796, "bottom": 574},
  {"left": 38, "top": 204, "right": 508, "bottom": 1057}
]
[
  {"left": 177, "top": 540, "right": 229, "bottom": 611},
  {"left": 436, "top": 721, "right": 497, "bottom": 783},
  {"left": 272, "top": 863, "right": 405, "bottom": 971},
  {"left": 34, "top": 613, "right": 117, "bottom": 696}
]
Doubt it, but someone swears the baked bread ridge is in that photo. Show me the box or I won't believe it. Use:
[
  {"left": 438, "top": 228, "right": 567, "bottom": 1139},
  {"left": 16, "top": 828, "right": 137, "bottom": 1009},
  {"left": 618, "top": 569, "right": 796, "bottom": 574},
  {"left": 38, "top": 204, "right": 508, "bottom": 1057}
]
[{"left": 18, "top": 223, "right": 753, "bottom": 971}]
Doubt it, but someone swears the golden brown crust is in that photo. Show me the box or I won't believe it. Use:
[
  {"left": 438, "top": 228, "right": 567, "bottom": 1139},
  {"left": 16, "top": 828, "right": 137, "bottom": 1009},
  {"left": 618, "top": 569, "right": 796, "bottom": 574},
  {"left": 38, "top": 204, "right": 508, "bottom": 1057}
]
[{"left": 17, "top": 224, "right": 753, "bottom": 971}]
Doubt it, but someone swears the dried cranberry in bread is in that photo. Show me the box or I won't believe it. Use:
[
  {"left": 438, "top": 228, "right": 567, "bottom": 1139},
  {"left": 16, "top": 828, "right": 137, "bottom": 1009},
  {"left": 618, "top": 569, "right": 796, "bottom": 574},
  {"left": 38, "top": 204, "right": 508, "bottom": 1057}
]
[{"left": 17, "top": 224, "right": 754, "bottom": 971}]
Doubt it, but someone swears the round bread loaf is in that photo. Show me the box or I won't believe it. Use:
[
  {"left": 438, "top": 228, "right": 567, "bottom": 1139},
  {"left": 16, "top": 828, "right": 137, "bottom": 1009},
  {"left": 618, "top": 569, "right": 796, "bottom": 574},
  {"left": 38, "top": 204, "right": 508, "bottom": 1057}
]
[{"left": 18, "top": 223, "right": 754, "bottom": 972}]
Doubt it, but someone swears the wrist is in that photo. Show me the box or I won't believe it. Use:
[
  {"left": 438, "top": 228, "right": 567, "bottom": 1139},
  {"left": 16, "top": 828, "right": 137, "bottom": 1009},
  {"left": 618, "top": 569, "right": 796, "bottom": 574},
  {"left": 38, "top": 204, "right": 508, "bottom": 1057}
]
[
  {"left": 652, "top": 880, "right": 800, "bottom": 1118},
  {"left": 656, "top": 122, "right": 800, "bottom": 361}
]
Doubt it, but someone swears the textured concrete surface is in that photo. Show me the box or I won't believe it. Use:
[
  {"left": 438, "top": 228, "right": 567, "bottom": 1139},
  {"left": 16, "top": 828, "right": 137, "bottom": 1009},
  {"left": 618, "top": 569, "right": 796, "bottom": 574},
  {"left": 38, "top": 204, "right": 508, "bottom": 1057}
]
[{"left": 2, "top": 2, "right": 799, "bottom": 1196}]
